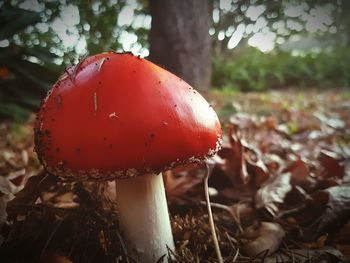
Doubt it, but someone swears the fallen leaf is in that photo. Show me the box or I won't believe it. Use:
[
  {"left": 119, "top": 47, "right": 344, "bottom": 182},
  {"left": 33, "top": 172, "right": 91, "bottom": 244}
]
[
  {"left": 243, "top": 222, "right": 285, "bottom": 256},
  {"left": 243, "top": 141, "right": 270, "bottom": 186},
  {"left": 8, "top": 169, "right": 26, "bottom": 187},
  {"left": 216, "top": 127, "right": 249, "bottom": 185},
  {"left": 163, "top": 163, "right": 204, "bottom": 205},
  {"left": 6, "top": 171, "right": 58, "bottom": 218},
  {"left": 285, "top": 159, "right": 316, "bottom": 190},
  {"left": 246, "top": 158, "right": 270, "bottom": 187},
  {"left": 314, "top": 112, "right": 345, "bottom": 130},
  {"left": 41, "top": 191, "right": 79, "bottom": 209},
  {"left": 229, "top": 112, "right": 257, "bottom": 130},
  {"left": 226, "top": 202, "right": 257, "bottom": 229},
  {"left": 2, "top": 150, "right": 16, "bottom": 167},
  {"left": 318, "top": 149, "right": 345, "bottom": 179},
  {"left": 255, "top": 173, "right": 292, "bottom": 217},
  {"left": 263, "top": 153, "right": 284, "bottom": 173},
  {"left": 284, "top": 185, "right": 310, "bottom": 207},
  {"left": 303, "top": 234, "right": 328, "bottom": 249},
  {"left": 309, "top": 184, "right": 350, "bottom": 233}
]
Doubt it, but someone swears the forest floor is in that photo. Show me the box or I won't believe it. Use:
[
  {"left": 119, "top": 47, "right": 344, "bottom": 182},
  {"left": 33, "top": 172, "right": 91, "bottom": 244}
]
[{"left": 0, "top": 88, "right": 349, "bottom": 262}]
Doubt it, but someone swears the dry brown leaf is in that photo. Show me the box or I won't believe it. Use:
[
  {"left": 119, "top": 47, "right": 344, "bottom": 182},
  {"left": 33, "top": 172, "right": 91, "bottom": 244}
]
[
  {"left": 286, "top": 159, "right": 316, "bottom": 190},
  {"left": 309, "top": 184, "right": 350, "bottom": 233},
  {"left": 255, "top": 173, "right": 292, "bottom": 217},
  {"left": 263, "top": 153, "right": 284, "bottom": 173},
  {"left": 246, "top": 156, "right": 270, "bottom": 187},
  {"left": 229, "top": 113, "right": 257, "bottom": 130},
  {"left": 163, "top": 164, "right": 204, "bottom": 205},
  {"left": 226, "top": 202, "right": 257, "bottom": 229},
  {"left": 243, "top": 222, "right": 285, "bottom": 256},
  {"left": 216, "top": 126, "right": 249, "bottom": 185},
  {"left": 303, "top": 234, "right": 328, "bottom": 249},
  {"left": 7, "top": 171, "right": 58, "bottom": 218},
  {"left": 318, "top": 149, "right": 345, "bottom": 179}
]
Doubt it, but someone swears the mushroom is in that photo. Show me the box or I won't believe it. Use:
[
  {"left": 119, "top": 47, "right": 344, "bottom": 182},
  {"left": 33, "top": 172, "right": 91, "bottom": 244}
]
[{"left": 34, "top": 52, "right": 222, "bottom": 262}]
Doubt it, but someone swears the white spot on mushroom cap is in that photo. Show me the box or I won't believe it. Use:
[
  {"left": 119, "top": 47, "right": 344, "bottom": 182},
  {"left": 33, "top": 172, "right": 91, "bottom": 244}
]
[
  {"left": 97, "top": 58, "right": 106, "bottom": 72},
  {"left": 109, "top": 112, "right": 118, "bottom": 118}
]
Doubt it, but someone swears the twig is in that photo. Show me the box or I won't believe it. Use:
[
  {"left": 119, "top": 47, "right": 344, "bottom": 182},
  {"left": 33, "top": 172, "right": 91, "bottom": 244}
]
[
  {"left": 115, "top": 228, "right": 130, "bottom": 263},
  {"left": 224, "top": 232, "right": 239, "bottom": 262},
  {"left": 233, "top": 248, "right": 239, "bottom": 262},
  {"left": 204, "top": 163, "right": 223, "bottom": 263},
  {"left": 166, "top": 245, "right": 176, "bottom": 263}
]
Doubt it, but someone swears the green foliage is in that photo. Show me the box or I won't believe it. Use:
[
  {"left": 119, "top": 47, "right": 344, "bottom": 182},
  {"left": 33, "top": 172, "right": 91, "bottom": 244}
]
[
  {"left": 74, "top": 0, "right": 127, "bottom": 56},
  {"left": 0, "top": 5, "right": 41, "bottom": 40},
  {"left": 0, "top": 6, "right": 62, "bottom": 120},
  {"left": 210, "top": 0, "right": 348, "bottom": 55},
  {"left": 212, "top": 46, "right": 350, "bottom": 91},
  {"left": 0, "top": 1, "right": 150, "bottom": 120}
]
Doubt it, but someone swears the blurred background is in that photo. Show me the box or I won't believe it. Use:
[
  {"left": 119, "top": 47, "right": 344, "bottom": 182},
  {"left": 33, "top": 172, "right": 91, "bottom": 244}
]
[
  {"left": 0, "top": 0, "right": 349, "bottom": 120},
  {"left": 1, "top": 2, "right": 350, "bottom": 261}
]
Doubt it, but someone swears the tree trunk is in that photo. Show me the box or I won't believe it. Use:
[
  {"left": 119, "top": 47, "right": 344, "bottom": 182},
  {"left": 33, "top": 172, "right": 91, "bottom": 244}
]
[{"left": 149, "top": 0, "right": 212, "bottom": 91}]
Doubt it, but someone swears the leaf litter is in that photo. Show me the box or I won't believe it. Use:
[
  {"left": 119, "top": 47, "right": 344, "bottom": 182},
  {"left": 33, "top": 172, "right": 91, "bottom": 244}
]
[{"left": 0, "top": 89, "right": 350, "bottom": 262}]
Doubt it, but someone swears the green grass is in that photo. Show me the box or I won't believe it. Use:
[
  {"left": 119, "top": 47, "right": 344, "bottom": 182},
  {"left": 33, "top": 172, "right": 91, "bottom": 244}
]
[{"left": 212, "top": 46, "right": 350, "bottom": 91}]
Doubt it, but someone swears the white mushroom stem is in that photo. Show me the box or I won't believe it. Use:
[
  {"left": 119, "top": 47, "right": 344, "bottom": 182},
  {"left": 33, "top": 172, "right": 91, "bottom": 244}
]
[{"left": 116, "top": 173, "right": 175, "bottom": 262}]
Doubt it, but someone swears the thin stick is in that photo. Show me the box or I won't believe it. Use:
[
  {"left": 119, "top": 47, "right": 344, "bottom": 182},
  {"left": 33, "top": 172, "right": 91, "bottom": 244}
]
[
  {"left": 204, "top": 163, "right": 223, "bottom": 263},
  {"left": 115, "top": 228, "right": 130, "bottom": 263}
]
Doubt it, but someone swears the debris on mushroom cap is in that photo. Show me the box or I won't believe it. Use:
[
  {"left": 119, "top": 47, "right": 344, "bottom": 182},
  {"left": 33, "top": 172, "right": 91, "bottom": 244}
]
[{"left": 34, "top": 52, "right": 222, "bottom": 181}]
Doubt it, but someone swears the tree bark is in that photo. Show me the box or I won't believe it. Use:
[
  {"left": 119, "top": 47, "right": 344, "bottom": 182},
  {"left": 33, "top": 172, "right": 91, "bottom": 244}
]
[{"left": 149, "top": 0, "right": 212, "bottom": 91}]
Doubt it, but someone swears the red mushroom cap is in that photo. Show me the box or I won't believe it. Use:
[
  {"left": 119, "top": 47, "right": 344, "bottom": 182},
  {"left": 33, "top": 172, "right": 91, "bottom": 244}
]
[{"left": 35, "top": 52, "right": 222, "bottom": 180}]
